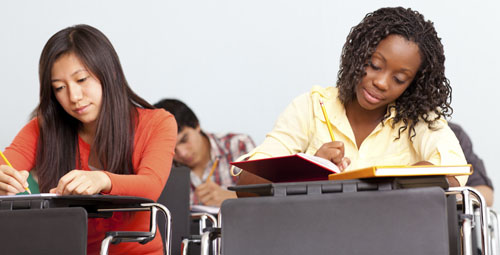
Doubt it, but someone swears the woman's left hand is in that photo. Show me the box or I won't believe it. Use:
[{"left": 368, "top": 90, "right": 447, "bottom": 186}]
[{"left": 49, "top": 170, "right": 112, "bottom": 195}]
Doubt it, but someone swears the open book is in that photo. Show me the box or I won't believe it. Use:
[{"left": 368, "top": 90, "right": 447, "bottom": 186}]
[
  {"left": 191, "top": 204, "right": 220, "bottom": 215},
  {"left": 230, "top": 153, "right": 340, "bottom": 183},
  {"left": 328, "top": 164, "right": 473, "bottom": 181}
]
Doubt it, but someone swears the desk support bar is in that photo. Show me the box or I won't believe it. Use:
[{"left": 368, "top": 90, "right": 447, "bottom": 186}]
[
  {"left": 191, "top": 212, "right": 218, "bottom": 255},
  {"left": 489, "top": 209, "right": 500, "bottom": 255},
  {"left": 143, "top": 202, "right": 172, "bottom": 255},
  {"left": 99, "top": 202, "right": 172, "bottom": 255},
  {"left": 447, "top": 187, "right": 489, "bottom": 255}
]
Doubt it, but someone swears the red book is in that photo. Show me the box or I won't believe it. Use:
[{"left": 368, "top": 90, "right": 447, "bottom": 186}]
[{"left": 231, "top": 153, "right": 340, "bottom": 183}]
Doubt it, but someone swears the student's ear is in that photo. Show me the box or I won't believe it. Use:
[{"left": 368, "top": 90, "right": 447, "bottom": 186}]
[{"left": 195, "top": 125, "right": 201, "bottom": 133}]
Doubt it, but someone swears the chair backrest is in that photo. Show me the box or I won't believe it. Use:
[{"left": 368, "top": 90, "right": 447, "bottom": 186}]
[
  {"left": 221, "top": 186, "right": 450, "bottom": 255},
  {"left": 0, "top": 207, "right": 87, "bottom": 255},
  {"left": 157, "top": 166, "right": 191, "bottom": 255}
]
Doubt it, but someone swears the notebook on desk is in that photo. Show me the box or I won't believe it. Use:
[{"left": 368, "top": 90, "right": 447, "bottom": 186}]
[
  {"left": 0, "top": 193, "right": 59, "bottom": 199},
  {"left": 191, "top": 204, "right": 220, "bottom": 215},
  {"left": 328, "top": 164, "right": 472, "bottom": 181},
  {"left": 231, "top": 153, "right": 340, "bottom": 182},
  {"left": 232, "top": 153, "right": 471, "bottom": 183}
]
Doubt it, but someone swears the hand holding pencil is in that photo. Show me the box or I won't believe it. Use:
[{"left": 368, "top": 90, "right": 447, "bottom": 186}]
[
  {"left": 0, "top": 151, "right": 31, "bottom": 195},
  {"left": 316, "top": 100, "right": 351, "bottom": 171},
  {"left": 195, "top": 156, "right": 237, "bottom": 206},
  {"left": 205, "top": 157, "right": 220, "bottom": 183}
]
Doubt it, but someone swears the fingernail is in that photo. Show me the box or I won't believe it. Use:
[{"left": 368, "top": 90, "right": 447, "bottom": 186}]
[{"left": 343, "top": 161, "right": 349, "bottom": 170}]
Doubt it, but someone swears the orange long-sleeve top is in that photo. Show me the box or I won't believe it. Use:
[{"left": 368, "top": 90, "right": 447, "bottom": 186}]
[{"left": 2, "top": 108, "right": 177, "bottom": 254}]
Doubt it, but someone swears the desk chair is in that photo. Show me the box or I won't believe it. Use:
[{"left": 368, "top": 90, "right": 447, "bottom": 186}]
[
  {"left": 471, "top": 207, "right": 499, "bottom": 255},
  {"left": 157, "top": 166, "right": 191, "bottom": 255},
  {"left": 157, "top": 166, "right": 220, "bottom": 255},
  {"left": 203, "top": 186, "right": 450, "bottom": 255},
  {"left": 0, "top": 207, "right": 88, "bottom": 255},
  {"left": 100, "top": 202, "right": 171, "bottom": 255},
  {"left": 447, "top": 187, "right": 490, "bottom": 255},
  {"left": 488, "top": 208, "right": 500, "bottom": 254},
  {"left": 182, "top": 212, "right": 218, "bottom": 255}
]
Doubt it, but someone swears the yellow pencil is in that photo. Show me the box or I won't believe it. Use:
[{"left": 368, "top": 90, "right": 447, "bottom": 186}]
[
  {"left": 205, "top": 157, "right": 220, "bottom": 183},
  {"left": 319, "top": 99, "right": 335, "bottom": 141},
  {"left": 0, "top": 151, "right": 31, "bottom": 194}
]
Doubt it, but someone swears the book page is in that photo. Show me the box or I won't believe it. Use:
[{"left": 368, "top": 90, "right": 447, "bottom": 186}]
[
  {"left": 297, "top": 153, "right": 340, "bottom": 173},
  {"left": 375, "top": 165, "right": 472, "bottom": 176}
]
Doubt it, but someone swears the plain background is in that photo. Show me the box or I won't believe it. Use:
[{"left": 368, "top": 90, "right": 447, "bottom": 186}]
[{"left": 1, "top": 0, "right": 498, "bottom": 210}]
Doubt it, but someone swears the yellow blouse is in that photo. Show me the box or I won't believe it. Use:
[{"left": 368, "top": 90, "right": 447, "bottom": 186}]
[{"left": 248, "top": 86, "right": 468, "bottom": 186}]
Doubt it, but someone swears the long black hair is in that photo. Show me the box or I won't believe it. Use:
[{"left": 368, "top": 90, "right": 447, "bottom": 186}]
[{"left": 36, "top": 24, "right": 154, "bottom": 192}]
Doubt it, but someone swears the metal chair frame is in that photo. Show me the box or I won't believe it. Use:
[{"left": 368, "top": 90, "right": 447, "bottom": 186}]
[
  {"left": 181, "top": 212, "right": 218, "bottom": 255},
  {"left": 446, "top": 187, "right": 489, "bottom": 255},
  {"left": 488, "top": 208, "right": 500, "bottom": 255},
  {"left": 100, "top": 202, "right": 172, "bottom": 255}
]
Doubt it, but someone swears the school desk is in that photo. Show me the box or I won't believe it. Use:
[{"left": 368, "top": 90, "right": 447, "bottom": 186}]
[
  {"left": 196, "top": 177, "right": 493, "bottom": 255},
  {"left": 0, "top": 194, "right": 172, "bottom": 255}
]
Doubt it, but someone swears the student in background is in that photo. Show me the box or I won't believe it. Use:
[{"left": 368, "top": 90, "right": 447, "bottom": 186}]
[
  {"left": 449, "top": 122, "right": 494, "bottom": 206},
  {"left": 237, "top": 7, "right": 468, "bottom": 187},
  {"left": 154, "top": 99, "right": 255, "bottom": 207},
  {"left": 0, "top": 24, "right": 176, "bottom": 254}
]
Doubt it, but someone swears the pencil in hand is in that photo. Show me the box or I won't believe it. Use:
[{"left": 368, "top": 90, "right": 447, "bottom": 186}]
[
  {"left": 0, "top": 151, "right": 31, "bottom": 194},
  {"left": 205, "top": 157, "right": 220, "bottom": 183},
  {"left": 319, "top": 99, "right": 335, "bottom": 142}
]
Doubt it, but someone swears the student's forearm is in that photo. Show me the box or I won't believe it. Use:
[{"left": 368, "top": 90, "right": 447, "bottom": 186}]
[
  {"left": 446, "top": 176, "right": 460, "bottom": 187},
  {"left": 472, "top": 185, "right": 494, "bottom": 207},
  {"left": 235, "top": 171, "right": 271, "bottom": 197},
  {"left": 413, "top": 161, "right": 461, "bottom": 187}
]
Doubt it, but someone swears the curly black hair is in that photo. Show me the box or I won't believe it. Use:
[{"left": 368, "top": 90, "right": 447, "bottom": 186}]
[{"left": 336, "top": 7, "right": 452, "bottom": 139}]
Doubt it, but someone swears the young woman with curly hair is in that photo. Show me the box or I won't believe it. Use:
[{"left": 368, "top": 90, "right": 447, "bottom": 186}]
[{"left": 237, "top": 7, "right": 467, "bottom": 187}]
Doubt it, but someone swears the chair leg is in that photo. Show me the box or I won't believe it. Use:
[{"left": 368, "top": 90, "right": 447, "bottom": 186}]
[
  {"left": 100, "top": 236, "right": 114, "bottom": 255},
  {"left": 181, "top": 238, "right": 189, "bottom": 255},
  {"left": 200, "top": 231, "right": 212, "bottom": 255}
]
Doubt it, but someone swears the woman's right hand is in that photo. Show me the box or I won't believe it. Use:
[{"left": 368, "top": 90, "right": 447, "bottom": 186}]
[
  {"left": 314, "top": 141, "right": 351, "bottom": 171},
  {"left": 0, "top": 165, "right": 29, "bottom": 195}
]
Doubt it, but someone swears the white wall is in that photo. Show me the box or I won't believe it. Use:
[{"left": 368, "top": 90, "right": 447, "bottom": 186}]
[{"left": 1, "top": 0, "right": 499, "bottom": 210}]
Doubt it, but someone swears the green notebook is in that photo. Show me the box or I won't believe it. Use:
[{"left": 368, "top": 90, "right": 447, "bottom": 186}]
[{"left": 17, "top": 172, "right": 40, "bottom": 195}]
